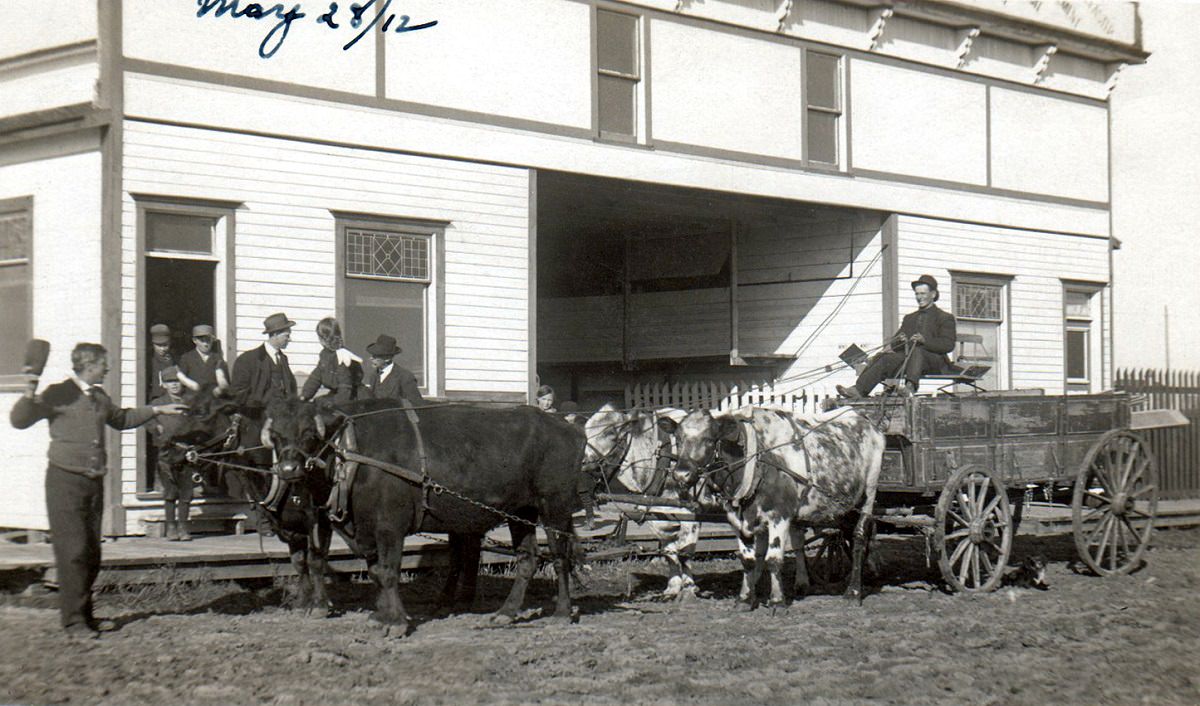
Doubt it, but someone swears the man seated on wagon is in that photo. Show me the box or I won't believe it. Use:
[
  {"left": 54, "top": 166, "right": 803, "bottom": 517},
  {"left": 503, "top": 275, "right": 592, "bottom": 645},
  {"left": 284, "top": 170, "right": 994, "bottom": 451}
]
[{"left": 837, "top": 274, "right": 957, "bottom": 398}]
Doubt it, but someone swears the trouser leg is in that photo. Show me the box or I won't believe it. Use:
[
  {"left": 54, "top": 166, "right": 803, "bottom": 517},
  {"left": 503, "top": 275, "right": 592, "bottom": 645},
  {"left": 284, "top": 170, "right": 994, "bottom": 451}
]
[
  {"left": 46, "top": 466, "right": 103, "bottom": 628},
  {"left": 855, "top": 352, "right": 908, "bottom": 396}
]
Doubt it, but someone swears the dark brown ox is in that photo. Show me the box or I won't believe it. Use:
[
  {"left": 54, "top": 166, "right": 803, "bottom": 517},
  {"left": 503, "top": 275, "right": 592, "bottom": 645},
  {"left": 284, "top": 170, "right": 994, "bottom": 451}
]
[
  {"left": 262, "top": 398, "right": 586, "bottom": 635},
  {"left": 673, "top": 406, "right": 884, "bottom": 609}
]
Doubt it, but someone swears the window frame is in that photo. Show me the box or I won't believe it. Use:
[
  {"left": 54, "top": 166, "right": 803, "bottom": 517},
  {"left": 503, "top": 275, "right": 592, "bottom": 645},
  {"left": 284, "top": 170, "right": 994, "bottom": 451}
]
[
  {"left": 133, "top": 196, "right": 237, "bottom": 498},
  {"left": 1062, "top": 281, "right": 1105, "bottom": 393},
  {"left": 0, "top": 196, "right": 33, "bottom": 390},
  {"left": 949, "top": 271, "right": 1013, "bottom": 390},
  {"left": 802, "top": 49, "right": 845, "bottom": 169},
  {"left": 334, "top": 214, "right": 447, "bottom": 398},
  {"left": 593, "top": 5, "right": 645, "bottom": 144}
]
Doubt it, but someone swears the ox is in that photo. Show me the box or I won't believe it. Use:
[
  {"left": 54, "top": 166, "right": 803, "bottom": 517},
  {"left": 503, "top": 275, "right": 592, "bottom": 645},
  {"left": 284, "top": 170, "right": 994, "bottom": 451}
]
[
  {"left": 673, "top": 406, "right": 885, "bottom": 609},
  {"left": 154, "top": 386, "right": 340, "bottom": 617},
  {"left": 262, "top": 397, "right": 586, "bottom": 635},
  {"left": 583, "top": 404, "right": 700, "bottom": 601}
]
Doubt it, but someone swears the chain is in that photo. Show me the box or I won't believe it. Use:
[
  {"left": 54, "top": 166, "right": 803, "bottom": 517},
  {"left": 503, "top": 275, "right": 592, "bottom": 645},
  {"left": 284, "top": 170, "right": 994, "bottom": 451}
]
[{"left": 419, "top": 477, "right": 577, "bottom": 542}]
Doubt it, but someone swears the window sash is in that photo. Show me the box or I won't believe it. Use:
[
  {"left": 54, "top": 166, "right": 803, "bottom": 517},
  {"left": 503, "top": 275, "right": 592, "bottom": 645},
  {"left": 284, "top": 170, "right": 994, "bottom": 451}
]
[
  {"left": 954, "top": 282, "right": 1004, "bottom": 322},
  {"left": 345, "top": 229, "right": 432, "bottom": 283},
  {"left": 805, "top": 52, "right": 841, "bottom": 111},
  {"left": 1066, "top": 324, "right": 1090, "bottom": 382}
]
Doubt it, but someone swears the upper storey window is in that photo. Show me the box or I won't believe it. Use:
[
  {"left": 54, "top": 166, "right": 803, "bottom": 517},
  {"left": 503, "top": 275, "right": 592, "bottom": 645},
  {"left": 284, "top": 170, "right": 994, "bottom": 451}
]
[
  {"left": 805, "top": 51, "right": 842, "bottom": 166},
  {"left": 597, "top": 9, "right": 640, "bottom": 141}
]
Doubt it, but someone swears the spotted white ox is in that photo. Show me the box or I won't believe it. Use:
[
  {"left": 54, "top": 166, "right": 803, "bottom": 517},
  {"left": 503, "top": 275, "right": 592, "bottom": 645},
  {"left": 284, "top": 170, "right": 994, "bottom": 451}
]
[
  {"left": 584, "top": 404, "right": 700, "bottom": 601},
  {"left": 673, "top": 406, "right": 885, "bottom": 610}
]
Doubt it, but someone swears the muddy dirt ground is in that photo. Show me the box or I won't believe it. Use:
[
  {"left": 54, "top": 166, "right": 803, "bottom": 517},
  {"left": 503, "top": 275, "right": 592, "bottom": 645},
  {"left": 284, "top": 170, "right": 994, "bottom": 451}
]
[{"left": 1, "top": 528, "right": 1198, "bottom": 706}]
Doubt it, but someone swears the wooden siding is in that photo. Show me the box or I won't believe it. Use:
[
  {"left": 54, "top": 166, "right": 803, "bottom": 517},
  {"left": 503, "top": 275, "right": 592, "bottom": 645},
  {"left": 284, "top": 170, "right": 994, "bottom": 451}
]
[
  {"left": 0, "top": 0, "right": 95, "bottom": 61},
  {"left": 123, "top": 74, "right": 1111, "bottom": 237},
  {"left": 896, "top": 215, "right": 1111, "bottom": 395},
  {"left": 117, "top": 121, "right": 530, "bottom": 515},
  {"left": 649, "top": 18, "right": 804, "bottom": 159},
  {"left": 850, "top": 60, "right": 988, "bottom": 185},
  {"left": 0, "top": 147, "right": 104, "bottom": 530},
  {"left": 0, "top": 61, "right": 99, "bottom": 120},
  {"left": 990, "top": 87, "right": 1109, "bottom": 203}
]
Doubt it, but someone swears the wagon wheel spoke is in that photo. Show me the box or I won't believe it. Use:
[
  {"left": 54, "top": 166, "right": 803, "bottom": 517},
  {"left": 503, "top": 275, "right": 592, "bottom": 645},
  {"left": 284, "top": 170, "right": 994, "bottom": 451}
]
[
  {"left": 957, "top": 545, "right": 974, "bottom": 587},
  {"left": 1090, "top": 464, "right": 1116, "bottom": 495},
  {"left": 970, "top": 547, "right": 981, "bottom": 588},
  {"left": 1093, "top": 515, "right": 1115, "bottom": 564},
  {"left": 948, "top": 509, "right": 970, "bottom": 528},
  {"left": 1119, "top": 515, "right": 1144, "bottom": 549},
  {"left": 1118, "top": 440, "right": 1141, "bottom": 489},
  {"left": 1127, "top": 505, "right": 1155, "bottom": 520},
  {"left": 944, "top": 528, "right": 972, "bottom": 541},
  {"left": 1081, "top": 505, "right": 1107, "bottom": 523},
  {"left": 981, "top": 494, "right": 1002, "bottom": 520},
  {"left": 1109, "top": 519, "right": 1124, "bottom": 571},
  {"left": 1085, "top": 512, "right": 1112, "bottom": 547},
  {"left": 979, "top": 546, "right": 996, "bottom": 576},
  {"left": 949, "top": 535, "right": 972, "bottom": 570},
  {"left": 1084, "top": 490, "right": 1113, "bottom": 505},
  {"left": 1129, "top": 483, "right": 1157, "bottom": 500},
  {"left": 957, "top": 493, "right": 975, "bottom": 520},
  {"left": 1115, "top": 516, "right": 1136, "bottom": 558}
]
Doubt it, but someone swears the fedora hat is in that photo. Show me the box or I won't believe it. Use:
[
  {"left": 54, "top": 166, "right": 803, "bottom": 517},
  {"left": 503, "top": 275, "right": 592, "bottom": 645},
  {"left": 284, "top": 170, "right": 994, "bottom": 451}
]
[
  {"left": 262, "top": 312, "right": 296, "bottom": 335},
  {"left": 366, "top": 334, "right": 401, "bottom": 357},
  {"left": 150, "top": 323, "right": 171, "bottom": 344},
  {"left": 910, "top": 274, "right": 939, "bottom": 291}
]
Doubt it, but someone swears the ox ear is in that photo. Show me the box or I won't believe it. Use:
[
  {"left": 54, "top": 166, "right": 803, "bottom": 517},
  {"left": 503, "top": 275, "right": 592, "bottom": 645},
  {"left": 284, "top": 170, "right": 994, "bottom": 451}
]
[
  {"left": 718, "top": 418, "right": 741, "bottom": 442},
  {"left": 657, "top": 417, "right": 678, "bottom": 435},
  {"left": 260, "top": 417, "right": 274, "bottom": 449}
]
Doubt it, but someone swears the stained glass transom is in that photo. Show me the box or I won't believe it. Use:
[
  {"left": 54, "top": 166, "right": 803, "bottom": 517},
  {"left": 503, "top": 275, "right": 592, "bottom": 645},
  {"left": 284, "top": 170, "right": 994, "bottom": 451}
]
[
  {"left": 0, "top": 210, "right": 30, "bottom": 263},
  {"left": 954, "top": 282, "right": 1002, "bottom": 322},
  {"left": 346, "top": 229, "right": 429, "bottom": 281}
]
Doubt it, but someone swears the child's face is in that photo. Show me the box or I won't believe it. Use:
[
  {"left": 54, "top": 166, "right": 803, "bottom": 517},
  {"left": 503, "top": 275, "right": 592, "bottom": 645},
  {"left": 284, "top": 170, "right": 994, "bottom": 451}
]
[
  {"left": 164, "top": 381, "right": 183, "bottom": 396},
  {"left": 153, "top": 342, "right": 171, "bottom": 358},
  {"left": 194, "top": 336, "right": 213, "bottom": 355}
]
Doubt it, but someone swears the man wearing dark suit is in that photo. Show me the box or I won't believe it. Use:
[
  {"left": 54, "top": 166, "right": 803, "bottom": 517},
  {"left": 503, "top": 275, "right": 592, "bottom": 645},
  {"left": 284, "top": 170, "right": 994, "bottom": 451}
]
[
  {"left": 838, "top": 274, "right": 957, "bottom": 397},
  {"left": 10, "top": 343, "right": 185, "bottom": 639},
  {"left": 362, "top": 334, "right": 424, "bottom": 405},
  {"left": 230, "top": 313, "right": 298, "bottom": 530}
]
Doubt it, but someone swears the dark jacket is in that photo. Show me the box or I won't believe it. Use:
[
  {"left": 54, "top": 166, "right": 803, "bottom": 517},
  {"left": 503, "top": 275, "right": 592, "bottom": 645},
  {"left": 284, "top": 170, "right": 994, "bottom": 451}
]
[
  {"left": 177, "top": 348, "right": 229, "bottom": 389},
  {"left": 148, "top": 352, "right": 175, "bottom": 402},
  {"left": 892, "top": 304, "right": 957, "bottom": 370},
  {"left": 364, "top": 364, "right": 424, "bottom": 405},
  {"left": 301, "top": 348, "right": 363, "bottom": 403},
  {"left": 10, "top": 380, "right": 156, "bottom": 476},
  {"left": 230, "top": 344, "right": 297, "bottom": 409}
]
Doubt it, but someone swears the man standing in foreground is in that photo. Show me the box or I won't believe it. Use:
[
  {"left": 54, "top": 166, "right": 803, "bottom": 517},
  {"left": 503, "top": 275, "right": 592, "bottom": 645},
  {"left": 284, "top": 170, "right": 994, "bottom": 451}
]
[
  {"left": 10, "top": 343, "right": 186, "bottom": 639},
  {"left": 837, "top": 274, "right": 957, "bottom": 397}
]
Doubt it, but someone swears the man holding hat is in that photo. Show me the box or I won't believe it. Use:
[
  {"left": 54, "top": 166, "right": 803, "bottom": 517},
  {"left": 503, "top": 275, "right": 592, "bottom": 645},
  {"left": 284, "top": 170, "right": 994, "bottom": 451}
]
[
  {"left": 837, "top": 274, "right": 957, "bottom": 398},
  {"left": 147, "top": 323, "right": 175, "bottom": 402},
  {"left": 362, "top": 334, "right": 424, "bottom": 405},
  {"left": 10, "top": 342, "right": 186, "bottom": 639},
  {"left": 177, "top": 324, "right": 230, "bottom": 392},
  {"left": 148, "top": 366, "right": 195, "bottom": 541}
]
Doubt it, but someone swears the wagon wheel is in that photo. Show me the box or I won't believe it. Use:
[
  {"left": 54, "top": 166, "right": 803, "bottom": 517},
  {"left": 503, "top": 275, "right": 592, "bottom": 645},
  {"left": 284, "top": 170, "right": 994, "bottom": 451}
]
[
  {"left": 806, "top": 528, "right": 852, "bottom": 586},
  {"left": 1072, "top": 430, "right": 1158, "bottom": 576},
  {"left": 935, "top": 465, "right": 1013, "bottom": 593}
]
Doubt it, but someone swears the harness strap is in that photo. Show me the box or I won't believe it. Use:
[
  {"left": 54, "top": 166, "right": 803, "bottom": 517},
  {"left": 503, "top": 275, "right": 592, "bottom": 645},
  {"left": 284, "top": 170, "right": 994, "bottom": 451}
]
[
  {"left": 730, "top": 420, "right": 759, "bottom": 506},
  {"left": 401, "top": 399, "right": 431, "bottom": 531},
  {"left": 326, "top": 420, "right": 359, "bottom": 524}
]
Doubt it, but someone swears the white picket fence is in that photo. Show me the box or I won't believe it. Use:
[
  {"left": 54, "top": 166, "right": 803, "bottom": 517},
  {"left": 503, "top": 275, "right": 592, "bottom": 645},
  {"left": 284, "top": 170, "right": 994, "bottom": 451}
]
[{"left": 624, "top": 380, "right": 838, "bottom": 415}]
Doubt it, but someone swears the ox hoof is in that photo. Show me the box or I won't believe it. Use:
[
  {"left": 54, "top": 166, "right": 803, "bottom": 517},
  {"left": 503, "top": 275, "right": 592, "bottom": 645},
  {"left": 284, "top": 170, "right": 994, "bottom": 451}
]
[
  {"left": 769, "top": 601, "right": 788, "bottom": 617},
  {"left": 842, "top": 588, "right": 864, "bottom": 605},
  {"left": 306, "top": 604, "right": 331, "bottom": 619},
  {"left": 382, "top": 622, "right": 411, "bottom": 639},
  {"left": 675, "top": 588, "right": 698, "bottom": 604},
  {"left": 733, "top": 599, "right": 757, "bottom": 613},
  {"left": 488, "top": 612, "right": 516, "bottom": 627}
]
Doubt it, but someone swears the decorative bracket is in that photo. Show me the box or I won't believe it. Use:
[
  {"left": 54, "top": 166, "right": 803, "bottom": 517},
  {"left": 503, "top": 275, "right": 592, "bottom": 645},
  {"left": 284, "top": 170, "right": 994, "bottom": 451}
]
[
  {"left": 868, "top": 7, "right": 894, "bottom": 51},
  {"left": 1105, "top": 61, "right": 1128, "bottom": 97},
  {"left": 776, "top": 0, "right": 795, "bottom": 32},
  {"left": 1032, "top": 43, "right": 1057, "bottom": 84},
  {"left": 955, "top": 27, "right": 980, "bottom": 69}
]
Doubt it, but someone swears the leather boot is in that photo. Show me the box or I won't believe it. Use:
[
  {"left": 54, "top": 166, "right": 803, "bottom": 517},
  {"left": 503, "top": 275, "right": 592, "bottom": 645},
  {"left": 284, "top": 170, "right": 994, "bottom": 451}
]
[
  {"left": 177, "top": 502, "right": 192, "bottom": 541},
  {"left": 836, "top": 384, "right": 863, "bottom": 399},
  {"left": 165, "top": 521, "right": 179, "bottom": 541}
]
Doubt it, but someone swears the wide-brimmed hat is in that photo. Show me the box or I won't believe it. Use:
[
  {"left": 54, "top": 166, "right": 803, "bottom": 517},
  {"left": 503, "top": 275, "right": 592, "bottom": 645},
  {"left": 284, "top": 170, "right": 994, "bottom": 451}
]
[
  {"left": 192, "top": 324, "right": 215, "bottom": 338},
  {"left": 366, "top": 334, "right": 400, "bottom": 357},
  {"left": 910, "top": 274, "right": 939, "bottom": 291},
  {"left": 262, "top": 313, "right": 296, "bottom": 335},
  {"left": 160, "top": 365, "right": 180, "bottom": 383},
  {"left": 150, "top": 323, "right": 171, "bottom": 344}
]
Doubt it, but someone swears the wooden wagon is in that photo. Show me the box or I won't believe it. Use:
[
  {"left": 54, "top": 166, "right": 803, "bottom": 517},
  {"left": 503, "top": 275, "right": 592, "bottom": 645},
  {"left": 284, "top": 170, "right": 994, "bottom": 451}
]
[{"left": 836, "top": 390, "right": 1169, "bottom": 592}]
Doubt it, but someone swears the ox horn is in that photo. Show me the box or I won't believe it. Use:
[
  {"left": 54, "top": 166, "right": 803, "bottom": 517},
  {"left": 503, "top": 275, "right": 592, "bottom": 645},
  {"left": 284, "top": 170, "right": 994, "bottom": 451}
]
[
  {"left": 260, "top": 417, "right": 274, "bottom": 449},
  {"left": 314, "top": 414, "right": 326, "bottom": 439}
]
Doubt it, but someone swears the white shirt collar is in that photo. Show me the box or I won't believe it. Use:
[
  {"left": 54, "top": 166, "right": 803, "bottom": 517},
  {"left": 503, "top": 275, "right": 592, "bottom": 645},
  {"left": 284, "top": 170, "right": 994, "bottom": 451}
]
[
  {"left": 378, "top": 362, "right": 394, "bottom": 381},
  {"left": 71, "top": 374, "right": 98, "bottom": 395},
  {"left": 264, "top": 341, "right": 282, "bottom": 363}
]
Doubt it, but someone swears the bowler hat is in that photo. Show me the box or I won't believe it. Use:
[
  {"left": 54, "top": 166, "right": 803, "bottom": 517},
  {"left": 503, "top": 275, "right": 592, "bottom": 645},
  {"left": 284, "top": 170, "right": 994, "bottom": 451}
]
[
  {"left": 150, "top": 323, "right": 171, "bottom": 344},
  {"left": 366, "top": 335, "right": 400, "bottom": 357},
  {"left": 192, "top": 324, "right": 215, "bottom": 338},
  {"left": 160, "top": 365, "right": 180, "bottom": 383},
  {"left": 910, "top": 274, "right": 939, "bottom": 291},
  {"left": 262, "top": 313, "right": 296, "bottom": 335}
]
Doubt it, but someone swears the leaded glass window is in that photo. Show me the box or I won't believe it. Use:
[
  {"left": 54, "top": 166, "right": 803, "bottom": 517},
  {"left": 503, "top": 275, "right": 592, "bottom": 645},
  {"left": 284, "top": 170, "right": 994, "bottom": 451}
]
[
  {"left": 954, "top": 282, "right": 1003, "bottom": 322},
  {"left": 346, "top": 229, "right": 430, "bottom": 282}
]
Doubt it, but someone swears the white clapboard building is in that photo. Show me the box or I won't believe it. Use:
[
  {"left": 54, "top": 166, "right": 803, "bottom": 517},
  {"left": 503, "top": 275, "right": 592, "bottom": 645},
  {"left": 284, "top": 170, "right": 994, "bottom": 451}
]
[{"left": 0, "top": 0, "right": 1146, "bottom": 534}]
